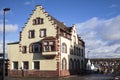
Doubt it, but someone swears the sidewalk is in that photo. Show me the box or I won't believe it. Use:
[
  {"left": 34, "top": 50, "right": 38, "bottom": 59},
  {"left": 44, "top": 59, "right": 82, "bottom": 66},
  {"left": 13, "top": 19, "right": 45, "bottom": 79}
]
[
  {"left": 5, "top": 77, "right": 59, "bottom": 80},
  {"left": 2, "top": 75, "right": 80, "bottom": 80}
]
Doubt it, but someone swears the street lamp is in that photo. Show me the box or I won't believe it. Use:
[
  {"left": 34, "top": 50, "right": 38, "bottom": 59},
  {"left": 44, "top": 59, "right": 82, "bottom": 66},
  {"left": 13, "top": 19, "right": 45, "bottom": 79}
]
[{"left": 3, "top": 8, "right": 10, "bottom": 80}]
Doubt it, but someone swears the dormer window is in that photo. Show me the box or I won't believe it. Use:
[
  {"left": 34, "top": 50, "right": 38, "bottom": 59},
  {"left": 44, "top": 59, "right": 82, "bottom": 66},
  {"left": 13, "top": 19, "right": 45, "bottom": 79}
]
[{"left": 33, "top": 17, "right": 44, "bottom": 25}]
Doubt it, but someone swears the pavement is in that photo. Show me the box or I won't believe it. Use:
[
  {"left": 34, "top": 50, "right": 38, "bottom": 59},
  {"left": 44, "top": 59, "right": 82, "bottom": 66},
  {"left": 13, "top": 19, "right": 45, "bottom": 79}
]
[{"left": 0, "top": 74, "right": 117, "bottom": 80}]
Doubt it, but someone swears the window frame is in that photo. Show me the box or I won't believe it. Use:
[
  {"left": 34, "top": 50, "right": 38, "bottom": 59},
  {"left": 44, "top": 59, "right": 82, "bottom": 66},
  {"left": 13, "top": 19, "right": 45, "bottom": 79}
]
[
  {"left": 37, "top": 17, "right": 44, "bottom": 24},
  {"left": 33, "top": 17, "right": 44, "bottom": 25},
  {"left": 32, "top": 44, "right": 41, "bottom": 53},
  {"left": 29, "top": 43, "right": 42, "bottom": 53},
  {"left": 13, "top": 61, "right": 18, "bottom": 70},
  {"left": 40, "top": 29, "right": 46, "bottom": 38},
  {"left": 43, "top": 41, "right": 56, "bottom": 52},
  {"left": 29, "top": 30, "right": 35, "bottom": 39},
  {"left": 62, "top": 43, "right": 67, "bottom": 53},
  {"left": 33, "top": 61, "right": 40, "bottom": 70},
  {"left": 62, "top": 58, "right": 67, "bottom": 70},
  {"left": 22, "top": 46, "right": 27, "bottom": 53},
  {"left": 23, "top": 61, "right": 29, "bottom": 69}
]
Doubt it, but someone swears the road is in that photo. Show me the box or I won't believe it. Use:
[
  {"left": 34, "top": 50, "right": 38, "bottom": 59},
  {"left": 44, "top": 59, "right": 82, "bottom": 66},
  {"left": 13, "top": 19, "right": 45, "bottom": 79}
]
[{"left": 2, "top": 74, "right": 116, "bottom": 80}]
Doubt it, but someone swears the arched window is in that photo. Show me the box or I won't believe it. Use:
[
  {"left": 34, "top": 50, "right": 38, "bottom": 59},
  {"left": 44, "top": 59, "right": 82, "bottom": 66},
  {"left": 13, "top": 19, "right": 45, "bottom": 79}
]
[
  {"left": 74, "top": 59, "right": 77, "bottom": 71},
  {"left": 62, "top": 43, "right": 67, "bottom": 53},
  {"left": 81, "top": 60, "right": 84, "bottom": 70},
  {"left": 69, "top": 58, "right": 73, "bottom": 70},
  {"left": 62, "top": 58, "right": 67, "bottom": 70},
  {"left": 77, "top": 59, "right": 80, "bottom": 71}
]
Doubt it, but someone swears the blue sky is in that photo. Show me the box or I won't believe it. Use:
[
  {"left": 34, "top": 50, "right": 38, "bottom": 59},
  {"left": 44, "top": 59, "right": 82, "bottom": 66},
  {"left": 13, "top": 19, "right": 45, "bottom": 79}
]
[{"left": 0, "top": 0, "right": 120, "bottom": 58}]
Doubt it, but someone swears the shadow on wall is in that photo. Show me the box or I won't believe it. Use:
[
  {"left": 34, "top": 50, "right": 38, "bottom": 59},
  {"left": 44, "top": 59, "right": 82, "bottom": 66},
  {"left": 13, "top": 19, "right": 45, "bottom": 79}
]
[{"left": 33, "top": 52, "right": 44, "bottom": 60}]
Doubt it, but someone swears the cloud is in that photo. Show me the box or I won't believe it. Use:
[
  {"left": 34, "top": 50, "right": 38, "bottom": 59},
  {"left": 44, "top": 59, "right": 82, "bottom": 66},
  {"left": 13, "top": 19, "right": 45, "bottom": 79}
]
[
  {"left": 0, "top": 40, "right": 13, "bottom": 53},
  {"left": 110, "top": 4, "right": 118, "bottom": 8},
  {"left": 24, "top": 1, "right": 31, "bottom": 5},
  {"left": 0, "top": 10, "right": 2, "bottom": 15},
  {"left": 76, "top": 15, "right": 120, "bottom": 58},
  {"left": 0, "top": 24, "right": 18, "bottom": 53},
  {"left": 0, "top": 41, "right": 2, "bottom": 53},
  {"left": 0, "top": 24, "right": 18, "bottom": 33}
]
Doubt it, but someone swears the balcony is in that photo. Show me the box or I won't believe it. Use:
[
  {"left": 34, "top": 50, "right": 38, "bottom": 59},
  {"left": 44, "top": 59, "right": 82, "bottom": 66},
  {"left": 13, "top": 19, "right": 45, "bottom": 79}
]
[{"left": 42, "top": 51, "right": 57, "bottom": 58}]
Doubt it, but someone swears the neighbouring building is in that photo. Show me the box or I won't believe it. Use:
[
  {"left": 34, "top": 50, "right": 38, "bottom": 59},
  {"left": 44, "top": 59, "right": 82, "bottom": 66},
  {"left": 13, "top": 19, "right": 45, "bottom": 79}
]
[
  {"left": 7, "top": 5, "right": 85, "bottom": 77},
  {"left": 91, "top": 58, "right": 120, "bottom": 74}
]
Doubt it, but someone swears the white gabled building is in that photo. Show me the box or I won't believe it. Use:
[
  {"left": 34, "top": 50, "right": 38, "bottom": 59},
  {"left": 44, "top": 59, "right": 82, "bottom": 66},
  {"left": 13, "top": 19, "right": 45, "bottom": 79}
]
[{"left": 7, "top": 5, "right": 85, "bottom": 77}]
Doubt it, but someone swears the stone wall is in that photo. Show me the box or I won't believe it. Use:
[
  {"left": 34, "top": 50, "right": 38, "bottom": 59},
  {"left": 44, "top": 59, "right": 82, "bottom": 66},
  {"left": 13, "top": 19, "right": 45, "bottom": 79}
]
[{"left": 8, "top": 70, "right": 59, "bottom": 77}]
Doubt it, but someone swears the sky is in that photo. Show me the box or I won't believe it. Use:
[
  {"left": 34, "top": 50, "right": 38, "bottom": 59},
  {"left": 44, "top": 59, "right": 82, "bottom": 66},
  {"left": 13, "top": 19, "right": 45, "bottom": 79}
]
[{"left": 0, "top": 0, "right": 120, "bottom": 58}]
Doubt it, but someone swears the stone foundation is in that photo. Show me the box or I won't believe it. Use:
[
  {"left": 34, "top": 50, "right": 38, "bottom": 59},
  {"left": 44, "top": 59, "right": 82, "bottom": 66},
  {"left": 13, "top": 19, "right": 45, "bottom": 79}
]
[
  {"left": 60, "top": 70, "right": 70, "bottom": 76},
  {"left": 8, "top": 70, "right": 59, "bottom": 77},
  {"left": 8, "top": 69, "right": 82, "bottom": 77}
]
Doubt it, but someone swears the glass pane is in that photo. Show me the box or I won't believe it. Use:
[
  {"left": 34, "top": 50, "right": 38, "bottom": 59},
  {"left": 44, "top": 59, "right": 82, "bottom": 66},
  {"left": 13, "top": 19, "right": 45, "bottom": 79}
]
[
  {"left": 30, "top": 30, "right": 35, "bottom": 38},
  {"left": 50, "top": 45, "right": 54, "bottom": 51},
  {"left": 49, "top": 41, "right": 54, "bottom": 45},
  {"left": 44, "top": 46, "right": 49, "bottom": 51},
  {"left": 23, "top": 62, "right": 29, "bottom": 69},
  {"left": 41, "top": 29, "right": 46, "bottom": 37},
  {"left": 44, "top": 42, "right": 48, "bottom": 45},
  {"left": 34, "top": 61, "right": 39, "bottom": 69},
  {"left": 13, "top": 62, "right": 18, "bottom": 69},
  {"left": 32, "top": 44, "right": 41, "bottom": 53}
]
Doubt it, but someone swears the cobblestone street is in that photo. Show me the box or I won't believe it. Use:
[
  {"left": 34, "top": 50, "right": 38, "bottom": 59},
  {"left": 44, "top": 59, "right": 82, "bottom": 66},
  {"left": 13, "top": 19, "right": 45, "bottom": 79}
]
[{"left": 2, "top": 74, "right": 115, "bottom": 80}]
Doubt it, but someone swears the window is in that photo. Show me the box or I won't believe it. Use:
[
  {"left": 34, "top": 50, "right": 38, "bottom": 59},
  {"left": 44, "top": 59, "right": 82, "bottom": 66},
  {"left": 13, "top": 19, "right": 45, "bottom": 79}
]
[
  {"left": 78, "top": 48, "right": 80, "bottom": 56},
  {"left": 13, "top": 62, "right": 18, "bottom": 70},
  {"left": 29, "top": 43, "right": 41, "bottom": 53},
  {"left": 49, "top": 41, "right": 54, "bottom": 51},
  {"left": 43, "top": 41, "right": 55, "bottom": 52},
  {"left": 33, "top": 17, "right": 44, "bottom": 25},
  {"left": 22, "top": 46, "right": 27, "bottom": 53},
  {"left": 77, "top": 60, "right": 80, "bottom": 71},
  {"left": 67, "top": 34, "right": 71, "bottom": 39},
  {"left": 69, "top": 59, "right": 73, "bottom": 70},
  {"left": 44, "top": 41, "right": 49, "bottom": 52},
  {"left": 76, "top": 47, "right": 78, "bottom": 56},
  {"left": 62, "top": 43, "right": 67, "bottom": 53},
  {"left": 70, "top": 48, "right": 73, "bottom": 55},
  {"left": 29, "top": 30, "right": 35, "bottom": 38},
  {"left": 81, "top": 48, "right": 84, "bottom": 57},
  {"left": 32, "top": 44, "right": 41, "bottom": 53},
  {"left": 74, "top": 46, "right": 76, "bottom": 55},
  {"left": 37, "top": 17, "right": 43, "bottom": 24},
  {"left": 40, "top": 29, "right": 46, "bottom": 37},
  {"left": 23, "top": 61, "right": 29, "bottom": 69},
  {"left": 74, "top": 59, "right": 77, "bottom": 71},
  {"left": 34, "top": 61, "right": 39, "bottom": 69},
  {"left": 73, "top": 36, "right": 76, "bottom": 44},
  {"left": 33, "top": 19, "right": 37, "bottom": 25},
  {"left": 62, "top": 58, "right": 67, "bottom": 70}
]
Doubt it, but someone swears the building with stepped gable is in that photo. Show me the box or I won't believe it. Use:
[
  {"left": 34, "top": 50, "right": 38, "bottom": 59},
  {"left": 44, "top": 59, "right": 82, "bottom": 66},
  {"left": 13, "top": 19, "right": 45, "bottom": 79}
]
[{"left": 7, "top": 5, "right": 85, "bottom": 77}]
